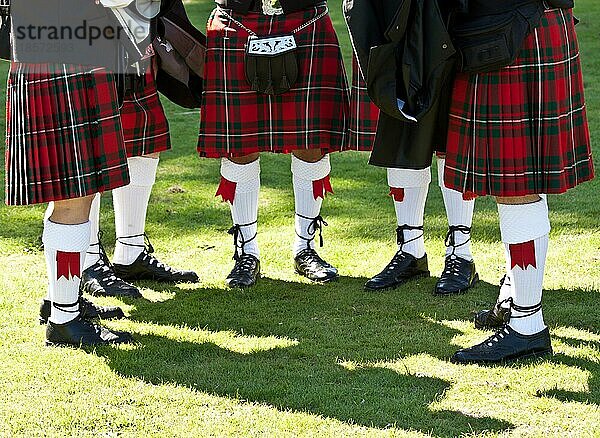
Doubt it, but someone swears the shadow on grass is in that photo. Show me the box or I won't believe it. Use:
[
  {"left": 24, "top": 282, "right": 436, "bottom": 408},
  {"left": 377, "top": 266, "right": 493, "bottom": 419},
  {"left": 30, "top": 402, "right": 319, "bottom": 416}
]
[
  {"left": 96, "top": 277, "right": 525, "bottom": 436},
  {"left": 537, "top": 334, "right": 600, "bottom": 405}
]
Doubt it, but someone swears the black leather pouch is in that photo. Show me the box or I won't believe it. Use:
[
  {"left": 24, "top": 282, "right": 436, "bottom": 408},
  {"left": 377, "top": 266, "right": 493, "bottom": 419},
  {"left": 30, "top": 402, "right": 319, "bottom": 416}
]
[
  {"left": 451, "top": 2, "right": 544, "bottom": 73},
  {"left": 244, "top": 34, "right": 299, "bottom": 95}
]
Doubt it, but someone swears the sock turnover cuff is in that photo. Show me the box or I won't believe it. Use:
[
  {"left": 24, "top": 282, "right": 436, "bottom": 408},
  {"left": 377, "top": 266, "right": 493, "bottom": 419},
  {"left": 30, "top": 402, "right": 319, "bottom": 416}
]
[
  {"left": 498, "top": 198, "right": 551, "bottom": 244},
  {"left": 387, "top": 167, "right": 432, "bottom": 188},
  {"left": 221, "top": 158, "right": 261, "bottom": 185},
  {"left": 42, "top": 220, "right": 91, "bottom": 252},
  {"left": 127, "top": 156, "right": 159, "bottom": 187},
  {"left": 291, "top": 154, "right": 331, "bottom": 182}
]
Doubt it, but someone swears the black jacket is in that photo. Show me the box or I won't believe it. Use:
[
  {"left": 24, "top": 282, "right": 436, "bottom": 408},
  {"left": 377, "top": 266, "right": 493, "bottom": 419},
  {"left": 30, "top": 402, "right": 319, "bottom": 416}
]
[
  {"left": 344, "top": 0, "right": 457, "bottom": 169},
  {"left": 216, "top": 0, "right": 325, "bottom": 14},
  {"left": 0, "top": 1, "right": 9, "bottom": 60}
]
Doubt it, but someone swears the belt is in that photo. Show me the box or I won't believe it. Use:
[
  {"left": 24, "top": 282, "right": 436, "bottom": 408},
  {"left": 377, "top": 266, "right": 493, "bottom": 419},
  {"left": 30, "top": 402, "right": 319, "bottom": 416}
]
[{"left": 248, "top": 2, "right": 326, "bottom": 14}]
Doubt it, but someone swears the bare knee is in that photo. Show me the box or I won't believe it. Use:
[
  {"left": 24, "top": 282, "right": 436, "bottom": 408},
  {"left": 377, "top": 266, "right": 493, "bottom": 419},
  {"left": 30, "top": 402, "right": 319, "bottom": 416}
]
[
  {"left": 141, "top": 153, "right": 160, "bottom": 159},
  {"left": 292, "top": 149, "right": 325, "bottom": 163},
  {"left": 228, "top": 153, "right": 260, "bottom": 165},
  {"left": 496, "top": 195, "right": 541, "bottom": 205},
  {"left": 50, "top": 195, "right": 95, "bottom": 224}
]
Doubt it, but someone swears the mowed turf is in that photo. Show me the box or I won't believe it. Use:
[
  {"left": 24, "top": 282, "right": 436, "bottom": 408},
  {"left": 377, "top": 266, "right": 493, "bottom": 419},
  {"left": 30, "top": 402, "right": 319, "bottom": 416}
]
[{"left": 0, "top": 1, "right": 598, "bottom": 436}]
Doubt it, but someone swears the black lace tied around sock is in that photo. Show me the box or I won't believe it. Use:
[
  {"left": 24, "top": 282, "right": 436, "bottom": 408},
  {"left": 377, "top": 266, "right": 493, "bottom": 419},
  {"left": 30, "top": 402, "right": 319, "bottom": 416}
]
[
  {"left": 228, "top": 221, "right": 258, "bottom": 260},
  {"left": 495, "top": 297, "right": 543, "bottom": 321},
  {"left": 52, "top": 300, "right": 80, "bottom": 314},
  {"left": 444, "top": 225, "right": 472, "bottom": 257},
  {"left": 396, "top": 224, "right": 424, "bottom": 251},
  {"left": 296, "top": 214, "right": 328, "bottom": 250},
  {"left": 116, "top": 232, "right": 155, "bottom": 254},
  {"left": 87, "top": 230, "right": 116, "bottom": 268}
]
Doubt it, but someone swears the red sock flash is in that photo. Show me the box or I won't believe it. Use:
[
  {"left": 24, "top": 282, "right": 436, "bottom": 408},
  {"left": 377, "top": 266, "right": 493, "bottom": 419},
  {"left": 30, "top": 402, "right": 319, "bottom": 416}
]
[
  {"left": 509, "top": 240, "right": 537, "bottom": 270},
  {"left": 216, "top": 177, "right": 237, "bottom": 204},
  {"left": 389, "top": 187, "right": 405, "bottom": 202},
  {"left": 312, "top": 175, "right": 333, "bottom": 200},
  {"left": 56, "top": 251, "right": 81, "bottom": 280}
]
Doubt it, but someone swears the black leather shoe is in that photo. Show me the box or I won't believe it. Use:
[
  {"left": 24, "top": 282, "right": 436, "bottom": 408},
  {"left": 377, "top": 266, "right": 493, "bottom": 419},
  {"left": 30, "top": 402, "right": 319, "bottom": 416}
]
[
  {"left": 364, "top": 251, "right": 430, "bottom": 291},
  {"left": 81, "top": 258, "right": 142, "bottom": 298},
  {"left": 473, "top": 275, "right": 512, "bottom": 329},
  {"left": 226, "top": 254, "right": 260, "bottom": 288},
  {"left": 113, "top": 249, "right": 199, "bottom": 283},
  {"left": 435, "top": 255, "right": 479, "bottom": 295},
  {"left": 474, "top": 302, "right": 511, "bottom": 330},
  {"left": 39, "top": 296, "right": 125, "bottom": 325},
  {"left": 45, "top": 316, "right": 133, "bottom": 347},
  {"left": 451, "top": 325, "right": 552, "bottom": 364},
  {"left": 294, "top": 248, "right": 338, "bottom": 283}
]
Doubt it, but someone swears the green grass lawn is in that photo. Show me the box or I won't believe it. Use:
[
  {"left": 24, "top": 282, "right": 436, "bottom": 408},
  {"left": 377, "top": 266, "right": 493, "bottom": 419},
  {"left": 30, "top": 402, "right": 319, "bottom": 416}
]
[{"left": 0, "top": 1, "right": 599, "bottom": 436}]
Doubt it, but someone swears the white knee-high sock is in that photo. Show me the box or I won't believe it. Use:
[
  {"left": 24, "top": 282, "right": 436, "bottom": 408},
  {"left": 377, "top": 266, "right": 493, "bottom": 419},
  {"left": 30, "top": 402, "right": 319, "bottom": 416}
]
[
  {"left": 42, "top": 219, "right": 91, "bottom": 324},
  {"left": 44, "top": 202, "right": 54, "bottom": 221},
  {"left": 43, "top": 203, "right": 54, "bottom": 301},
  {"left": 291, "top": 155, "right": 332, "bottom": 256},
  {"left": 84, "top": 193, "right": 102, "bottom": 270},
  {"left": 498, "top": 197, "right": 550, "bottom": 335},
  {"left": 387, "top": 167, "right": 431, "bottom": 258},
  {"left": 113, "top": 156, "right": 159, "bottom": 265},
  {"left": 437, "top": 158, "right": 475, "bottom": 261},
  {"left": 219, "top": 158, "right": 260, "bottom": 259}
]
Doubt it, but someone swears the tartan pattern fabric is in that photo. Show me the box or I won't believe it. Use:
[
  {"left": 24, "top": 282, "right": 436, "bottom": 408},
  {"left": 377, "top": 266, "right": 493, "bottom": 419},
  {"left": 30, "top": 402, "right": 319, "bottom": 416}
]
[
  {"left": 444, "top": 8, "right": 594, "bottom": 197},
  {"left": 198, "top": 5, "right": 350, "bottom": 158},
  {"left": 120, "top": 65, "right": 171, "bottom": 157},
  {"left": 5, "top": 63, "right": 129, "bottom": 206},
  {"left": 346, "top": 55, "right": 379, "bottom": 152}
]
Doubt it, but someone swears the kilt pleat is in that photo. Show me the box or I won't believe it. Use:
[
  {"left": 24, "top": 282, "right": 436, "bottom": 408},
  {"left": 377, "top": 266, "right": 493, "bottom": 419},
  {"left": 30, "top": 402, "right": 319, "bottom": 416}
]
[
  {"left": 120, "top": 66, "right": 171, "bottom": 157},
  {"left": 5, "top": 63, "right": 129, "bottom": 206},
  {"left": 198, "top": 5, "right": 350, "bottom": 157},
  {"left": 346, "top": 55, "right": 379, "bottom": 152},
  {"left": 444, "top": 8, "right": 594, "bottom": 197}
]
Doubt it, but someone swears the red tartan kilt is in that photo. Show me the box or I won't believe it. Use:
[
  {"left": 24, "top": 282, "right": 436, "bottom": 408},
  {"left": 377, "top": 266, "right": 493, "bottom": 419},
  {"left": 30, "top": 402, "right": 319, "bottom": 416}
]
[
  {"left": 346, "top": 55, "right": 379, "bottom": 152},
  {"left": 444, "top": 8, "right": 594, "bottom": 197},
  {"left": 120, "top": 65, "right": 171, "bottom": 157},
  {"left": 198, "top": 6, "right": 349, "bottom": 158},
  {"left": 5, "top": 63, "right": 129, "bottom": 206}
]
